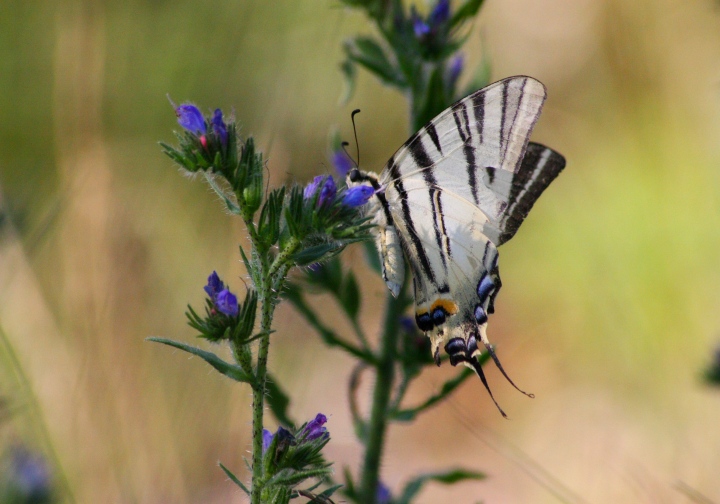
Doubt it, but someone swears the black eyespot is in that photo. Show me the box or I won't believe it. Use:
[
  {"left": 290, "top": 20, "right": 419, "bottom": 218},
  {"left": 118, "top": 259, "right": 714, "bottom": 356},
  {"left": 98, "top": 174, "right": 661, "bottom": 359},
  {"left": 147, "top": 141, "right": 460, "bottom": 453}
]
[
  {"left": 467, "top": 334, "right": 478, "bottom": 355},
  {"left": 476, "top": 275, "right": 495, "bottom": 301},
  {"left": 432, "top": 308, "right": 446, "bottom": 326},
  {"left": 474, "top": 305, "right": 487, "bottom": 325},
  {"left": 445, "top": 337, "right": 466, "bottom": 356},
  {"left": 415, "top": 313, "right": 433, "bottom": 332}
]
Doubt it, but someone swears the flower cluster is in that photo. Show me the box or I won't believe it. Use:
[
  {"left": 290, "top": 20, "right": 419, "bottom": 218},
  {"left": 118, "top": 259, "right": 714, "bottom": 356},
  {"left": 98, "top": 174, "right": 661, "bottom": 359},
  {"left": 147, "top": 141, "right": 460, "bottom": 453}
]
[
  {"left": 182, "top": 271, "right": 257, "bottom": 345},
  {"left": 341, "top": 0, "right": 482, "bottom": 131},
  {"left": 257, "top": 414, "right": 333, "bottom": 502},
  {"left": 411, "top": 0, "right": 450, "bottom": 39},
  {"left": 304, "top": 174, "right": 374, "bottom": 210}
]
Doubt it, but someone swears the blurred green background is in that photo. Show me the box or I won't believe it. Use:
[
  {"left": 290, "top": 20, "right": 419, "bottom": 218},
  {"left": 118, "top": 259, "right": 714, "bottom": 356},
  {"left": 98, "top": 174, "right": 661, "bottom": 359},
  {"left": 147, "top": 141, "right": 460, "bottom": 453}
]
[{"left": 2, "top": 0, "right": 720, "bottom": 502}]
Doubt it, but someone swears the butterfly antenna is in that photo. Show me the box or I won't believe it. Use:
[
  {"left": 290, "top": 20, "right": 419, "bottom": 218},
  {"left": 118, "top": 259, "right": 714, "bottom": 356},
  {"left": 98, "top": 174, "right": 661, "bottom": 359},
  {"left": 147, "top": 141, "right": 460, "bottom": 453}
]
[
  {"left": 351, "top": 109, "right": 361, "bottom": 168},
  {"left": 470, "top": 356, "right": 508, "bottom": 419},
  {"left": 340, "top": 141, "right": 358, "bottom": 170},
  {"left": 482, "top": 342, "right": 535, "bottom": 399}
]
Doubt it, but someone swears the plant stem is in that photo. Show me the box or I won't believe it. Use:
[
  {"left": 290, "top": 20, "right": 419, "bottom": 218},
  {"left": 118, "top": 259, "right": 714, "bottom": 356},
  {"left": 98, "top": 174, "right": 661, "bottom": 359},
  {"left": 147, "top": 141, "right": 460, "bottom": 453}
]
[
  {"left": 249, "top": 236, "right": 301, "bottom": 504},
  {"left": 357, "top": 280, "right": 408, "bottom": 503},
  {"left": 250, "top": 276, "right": 273, "bottom": 504}
]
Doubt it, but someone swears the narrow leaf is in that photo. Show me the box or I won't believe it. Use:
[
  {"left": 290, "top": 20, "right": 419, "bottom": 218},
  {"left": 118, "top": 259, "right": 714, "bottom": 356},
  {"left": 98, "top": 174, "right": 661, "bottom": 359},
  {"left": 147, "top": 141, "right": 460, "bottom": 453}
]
[
  {"left": 218, "top": 462, "right": 250, "bottom": 495},
  {"left": 392, "top": 367, "right": 475, "bottom": 421},
  {"left": 345, "top": 36, "right": 405, "bottom": 87},
  {"left": 339, "top": 58, "right": 357, "bottom": 104},
  {"left": 449, "top": 0, "right": 484, "bottom": 29},
  {"left": 203, "top": 172, "right": 242, "bottom": 215},
  {"left": 146, "top": 337, "right": 255, "bottom": 386},
  {"left": 292, "top": 243, "right": 343, "bottom": 266},
  {"left": 396, "top": 469, "right": 486, "bottom": 504},
  {"left": 265, "top": 373, "right": 295, "bottom": 429},
  {"left": 340, "top": 272, "right": 361, "bottom": 321}
]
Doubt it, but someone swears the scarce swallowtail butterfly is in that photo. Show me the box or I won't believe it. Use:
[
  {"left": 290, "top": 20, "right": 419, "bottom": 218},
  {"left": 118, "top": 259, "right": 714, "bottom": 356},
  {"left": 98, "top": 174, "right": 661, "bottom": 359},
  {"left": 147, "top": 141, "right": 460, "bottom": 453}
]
[{"left": 348, "top": 76, "right": 565, "bottom": 417}]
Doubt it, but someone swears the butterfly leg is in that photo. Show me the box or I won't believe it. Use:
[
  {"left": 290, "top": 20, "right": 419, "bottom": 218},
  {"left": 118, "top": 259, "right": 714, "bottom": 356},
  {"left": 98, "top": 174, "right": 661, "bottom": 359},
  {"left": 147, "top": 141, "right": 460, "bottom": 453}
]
[
  {"left": 447, "top": 333, "right": 507, "bottom": 418},
  {"left": 477, "top": 325, "right": 535, "bottom": 399},
  {"left": 467, "top": 355, "right": 508, "bottom": 419}
]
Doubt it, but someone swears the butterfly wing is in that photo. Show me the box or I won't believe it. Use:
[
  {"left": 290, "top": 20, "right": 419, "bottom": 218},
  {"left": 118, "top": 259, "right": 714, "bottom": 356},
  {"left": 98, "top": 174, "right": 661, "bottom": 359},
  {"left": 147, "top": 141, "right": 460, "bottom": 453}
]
[{"left": 375, "top": 76, "right": 565, "bottom": 414}]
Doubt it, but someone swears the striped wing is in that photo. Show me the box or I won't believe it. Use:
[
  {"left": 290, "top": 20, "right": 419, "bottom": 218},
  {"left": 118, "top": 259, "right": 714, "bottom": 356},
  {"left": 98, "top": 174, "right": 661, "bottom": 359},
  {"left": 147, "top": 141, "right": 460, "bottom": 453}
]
[
  {"left": 379, "top": 76, "right": 565, "bottom": 294},
  {"left": 374, "top": 76, "right": 565, "bottom": 415}
]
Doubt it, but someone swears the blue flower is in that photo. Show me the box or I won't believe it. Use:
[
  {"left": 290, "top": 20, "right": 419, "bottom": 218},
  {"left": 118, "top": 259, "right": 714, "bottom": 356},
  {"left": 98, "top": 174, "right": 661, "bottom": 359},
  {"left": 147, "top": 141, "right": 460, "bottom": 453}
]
[
  {"left": 448, "top": 54, "right": 464, "bottom": 87},
  {"left": 176, "top": 104, "right": 207, "bottom": 134},
  {"left": 262, "top": 429, "right": 274, "bottom": 454},
  {"left": 332, "top": 150, "right": 353, "bottom": 178},
  {"left": 428, "top": 0, "right": 450, "bottom": 26},
  {"left": 204, "top": 271, "right": 225, "bottom": 299},
  {"left": 342, "top": 185, "right": 374, "bottom": 208},
  {"left": 399, "top": 315, "right": 416, "bottom": 334},
  {"left": 304, "top": 175, "right": 337, "bottom": 207},
  {"left": 376, "top": 482, "right": 392, "bottom": 504},
  {"left": 211, "top": 108, "right": 228, "bottom": 146},
  {"left": 302, "top": 413, "right": 328, "bottom": 441},
  {"left": 413, "top": 0, "right": 451, "bottom": 39},
  {"left": 412, "top": 8, "right": 431, "bottom": 37},
  {"left": 216, "top": 289, "right": 238, "bottom": 317},
  {"left": 8, "top": 447, "right": 51, "bottom": 500},
  {"left": 318, "top": 177, "right": 337, "bottom": 207},
  {"left": 303, "top": 175, "right": 323, "bottom": 199}
]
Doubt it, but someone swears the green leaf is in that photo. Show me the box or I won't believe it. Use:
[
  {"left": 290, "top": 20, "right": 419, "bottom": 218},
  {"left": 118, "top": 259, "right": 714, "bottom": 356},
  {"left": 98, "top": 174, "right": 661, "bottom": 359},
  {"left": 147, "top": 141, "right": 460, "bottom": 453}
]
[
  {"left": 146, "top": 337, "right": 256, "bottom": 386},
  {"left": 344, "top": 36, "right": 405, "bottom": 88},
  {"left": 218, "top": 462, "right": 250, "bottom": 495},
  {"left": 340, "top": 271, "right": 361, "bottom": 321},
  {"left": 339, "top": 58, "right": 357, "bottom": 104},
  {"left": 413, "top": 66, "right": 447, "bottom": 132},
  {"left": 396, "top": 468, "right": 486, "bottom": 504},
  {"left": 292, "top": 243, "right": 344, "bottom": 266},
  {"left": 342, "top": 467, "right": 357, "bottom": 500},
  {"left": 283, "top": 284, "right": 374, "bottom": 363},
  {"left": 233, "top": 289, "right": 258, "bottom": 345},
  {"left": 449, "top": 0, "right": 484, "bottom": 29},
  {"left": 362, "top": 240, "right": 382, "bottom": 275},
  {"left": 203, "top": 172, "right": 242, "bottom": 215},
  {"left": 392, "top": 367, "right": 475, "bottom": 421},
  {"left": 265, "top": 374, "right": 295, "bottom": 429},
  {"left": 266, "top": 467, "right": 333, "bottom": 487}
]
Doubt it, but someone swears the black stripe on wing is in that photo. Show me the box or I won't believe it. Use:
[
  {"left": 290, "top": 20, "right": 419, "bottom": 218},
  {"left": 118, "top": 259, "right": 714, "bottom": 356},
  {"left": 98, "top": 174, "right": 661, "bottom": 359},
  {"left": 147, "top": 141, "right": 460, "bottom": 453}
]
[
  {"left": 409, "top": 137, "right": 449, "bottom": 271},
  {"left": 388, "top": 156, "right": 441, "bottom": 289},
  {"left": 492, "top": 142, "right": 566, "bottom": 245}
]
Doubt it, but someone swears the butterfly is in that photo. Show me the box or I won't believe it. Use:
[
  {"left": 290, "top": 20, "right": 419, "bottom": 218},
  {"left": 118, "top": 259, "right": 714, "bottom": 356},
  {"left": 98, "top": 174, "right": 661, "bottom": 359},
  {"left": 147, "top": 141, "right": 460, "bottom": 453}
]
[{"left": 348, "top": 76, "right": 566, "bottom": 417}]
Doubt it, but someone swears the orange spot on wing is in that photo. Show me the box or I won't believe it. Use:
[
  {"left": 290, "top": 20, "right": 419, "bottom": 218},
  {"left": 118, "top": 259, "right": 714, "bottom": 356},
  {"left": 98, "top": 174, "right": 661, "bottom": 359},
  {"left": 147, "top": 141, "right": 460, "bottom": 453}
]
[{"left": 430, "top": 298, "right": 459, "bottom": 315}]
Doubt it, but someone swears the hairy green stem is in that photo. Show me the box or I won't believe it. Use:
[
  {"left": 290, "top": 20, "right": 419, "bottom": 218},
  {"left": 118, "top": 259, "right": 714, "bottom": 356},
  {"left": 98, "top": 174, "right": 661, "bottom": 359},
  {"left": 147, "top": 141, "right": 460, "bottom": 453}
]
[
  {"left": 357, "top": 280, "right": 408, "bottom": 503},
  {"left": 249, "top": 236, "right": 301, "bottom": 504}
]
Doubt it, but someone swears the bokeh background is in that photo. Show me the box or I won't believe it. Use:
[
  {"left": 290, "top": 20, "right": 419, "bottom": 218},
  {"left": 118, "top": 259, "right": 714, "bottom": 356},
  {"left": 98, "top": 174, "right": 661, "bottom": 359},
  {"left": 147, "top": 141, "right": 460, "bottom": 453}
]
[{"left": 2, "top": 0, "right": 720, "bottom": 502}]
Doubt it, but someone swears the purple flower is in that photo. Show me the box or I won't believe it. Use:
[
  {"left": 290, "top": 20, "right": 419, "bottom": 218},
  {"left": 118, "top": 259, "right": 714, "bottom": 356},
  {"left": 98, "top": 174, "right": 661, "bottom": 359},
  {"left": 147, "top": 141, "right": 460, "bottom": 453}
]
[
  {"left": 376, "top": 482, "right": 392, "bottom": 504},
  {"left": 448, "top": 54, "right": 464, "bottom": 87},
  {"left": 211, "top": 108, "right": 228, "bottom": 146},
  {"left": 304, "top": 175, "right": 337, "bottom": 207},
  {"left": 304, "top": 175, "right": 323, "bottom": 199},
  {"left": 399, "top": 315, "right": 416, "bottom": 334},
  {"left": 332, "top": 150, "right": 353, "bottom": 178},
  {"left": 176, "top": 104, "right": 206, "bottom": 134},
  {"left": 318, "top": 176, "right": 337, "bottom": 207},
  {"left": 216, "top": 289, "right": 238, "bottom": 317},
  {"left": 429, "top": 0, "right": 450, "bottom": 26},
  {"left": 302, "top": 413, "right": 328, "bottom": 441},
  {"left": 342, "top": 185, "right": 374, "bottom": 208},
  {"left": 262, "top": 429, "right": 274, "bottom": 454},
  {"left": 412, "top": 9, "right": 431, "bottom": 38},
  {"left": 204, "top": 271, "right": 225, "bottom": 299},
  {"left": 9, "top": 447, "right": 51, "bottom": 499}
]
